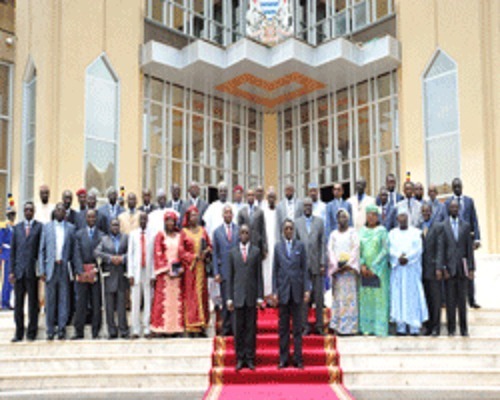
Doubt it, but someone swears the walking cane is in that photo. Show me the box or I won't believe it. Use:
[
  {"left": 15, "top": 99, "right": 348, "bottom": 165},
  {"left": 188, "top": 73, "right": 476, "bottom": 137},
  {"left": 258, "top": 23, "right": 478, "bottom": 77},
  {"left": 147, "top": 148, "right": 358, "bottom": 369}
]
[{"left": 97, "top": 257, "right": 110, "bottom": 338}]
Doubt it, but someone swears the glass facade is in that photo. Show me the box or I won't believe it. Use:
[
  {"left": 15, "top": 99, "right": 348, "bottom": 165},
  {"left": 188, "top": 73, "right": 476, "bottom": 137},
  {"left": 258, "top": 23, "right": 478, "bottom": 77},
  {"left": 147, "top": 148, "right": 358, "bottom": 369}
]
[
  {"left": 145, "top": 0, "right": 394, "bottom": 47},
  {"left": 21, "top": 65, "right": 36, "bottom": 203},
  {"left": 278, "top": 70, "right": 399, "bottom": 198},
  {"left": 0, "top": 62, "right": 12, "bottom": 216},
  {"left": 423, "top": 51, "right": 460, "bottom": 195},
  {"left": 143, "top": 76, "right": 263, "bottom": 198}
]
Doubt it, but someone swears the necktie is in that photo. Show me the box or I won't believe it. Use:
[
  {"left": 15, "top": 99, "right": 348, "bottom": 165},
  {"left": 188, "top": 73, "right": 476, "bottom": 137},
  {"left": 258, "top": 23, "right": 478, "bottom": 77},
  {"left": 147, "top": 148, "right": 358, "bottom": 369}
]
[
  {"left": 249, "top": 205, "right": 253, "bottom": 219},
  {"left": 141, "top": 231, "right": 146, "bottom": 268},
  {"left": 226, "top": 224, "right": 232, "bottom": 242},
  {"left": 287, "top": 241, "right": 292, "bottom": 257},
  {"left": 25, "top": 222, "right": 31, "bottom": 237},
  {"left": 382, "top": 206, "right": 386, "bottom": 220},
  {"left": 89, "top": 228, "right": 94, "bottom": 239},
  {"left": 452, "top": 219, "right": 458, "bottom": 241},
  {"left": 242, "top": 245, "right": 247, "bottom": 262},
  {"left": 306, "top": 218, "right": 311, "bottom": 234}
]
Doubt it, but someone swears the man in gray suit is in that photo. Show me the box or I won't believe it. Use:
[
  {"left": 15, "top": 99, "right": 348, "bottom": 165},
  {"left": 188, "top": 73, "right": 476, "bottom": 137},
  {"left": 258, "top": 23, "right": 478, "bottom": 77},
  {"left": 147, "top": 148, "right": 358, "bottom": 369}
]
[
  {"left": 276, "top": 184, "right": 303, "bottom": 241},
  {"left": 94, "top": 219, "right": 129, "bottom": 339},
  {"left": 39, "top": 203, "right": 76, "bottom": 340},
  {"left": 395, "top": 181, "right": 422, "bottom": 228},
  {"left": 182, "top": 181, "right": 209, "bottom": 224},
  {"left": 98, "top": 188, "right": 125, "bottom": 233},
  {"left": 438, "top": 200, "right": 474, "bottom": 337},
  {"left": 237, "top": 188, "right": 268, "bottom": 259},
  {"left": 295, "top": 198, "right": 326, "bottom": 335}
]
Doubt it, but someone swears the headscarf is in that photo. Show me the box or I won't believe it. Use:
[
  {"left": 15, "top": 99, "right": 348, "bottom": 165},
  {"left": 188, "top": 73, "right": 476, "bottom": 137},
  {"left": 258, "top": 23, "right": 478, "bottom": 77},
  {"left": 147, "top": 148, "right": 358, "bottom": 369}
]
[
  {"left": 336, "top": 207, "right": 350, "bottom": 221},
  {"left": 164, "top": 210, "right": 179, "bottom": 232},
  {"left": 365, "top": 204, "right": 379, "bottom": 215},
  {"left": 182, "top": 205, "right": 199, "bottom": 228}
]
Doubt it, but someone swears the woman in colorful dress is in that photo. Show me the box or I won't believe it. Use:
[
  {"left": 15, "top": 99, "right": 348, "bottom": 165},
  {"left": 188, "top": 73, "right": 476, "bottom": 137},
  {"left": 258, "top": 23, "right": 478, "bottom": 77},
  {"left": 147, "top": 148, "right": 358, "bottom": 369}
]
[
  {"left": 179, "top": 206, "right": 212, "bottom": 337},
  {"left": 150, "top": 211, "right": 185, "bottom": 337},
  {"left": 328, "top": 208, "right": 360, "bottom": 335},
  {"left": 358, "top": 204, "right": 390, "bottom": 337}
]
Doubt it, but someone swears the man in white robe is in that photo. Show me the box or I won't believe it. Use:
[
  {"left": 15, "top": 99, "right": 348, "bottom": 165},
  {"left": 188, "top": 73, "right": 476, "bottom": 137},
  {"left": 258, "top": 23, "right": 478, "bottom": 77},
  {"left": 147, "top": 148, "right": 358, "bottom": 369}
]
[
  {"left": 348, "top": 177, "right": 375, "bottom": 230},
  {"left": 262, "top": 188, "right": 278, "bottom": 299},
  {"left": 389, "top": 208, "right": 428, "bottom": 335},
  {"left": 203, "top": 182, "right": 230, "bottom": 239}
]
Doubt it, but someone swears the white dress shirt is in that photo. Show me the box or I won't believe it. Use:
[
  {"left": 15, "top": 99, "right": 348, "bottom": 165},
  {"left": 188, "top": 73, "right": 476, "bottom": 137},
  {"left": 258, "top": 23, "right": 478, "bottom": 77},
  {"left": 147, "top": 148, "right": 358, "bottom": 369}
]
[{"left": 55, "top": 221, "right": 65, "bottom": 260}]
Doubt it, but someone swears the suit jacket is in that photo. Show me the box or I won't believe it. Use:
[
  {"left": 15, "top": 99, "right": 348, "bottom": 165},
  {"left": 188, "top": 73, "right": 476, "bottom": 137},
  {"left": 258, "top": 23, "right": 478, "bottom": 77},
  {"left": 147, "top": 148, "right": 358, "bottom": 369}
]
[
  {"left": 39, "top": 221, "right": 75, "bottom": 283},
  {"left": 138, "top": 204, "right": 157, "bottom": 214},
  {"left": 75, "top": 209, "right": 108, "bottom": 232},
  {"left": 272, "top": 240, "right": 311, "bottom": 304},
  {"left": 182, "top": 197, "right": 209, "bottom": 224},
  {"left": 294, "top": 216, "right": 325, "bottom": 275},
  {"left": 72, "top": 227, "right": 104, "bottom": 276},
  {"left": 212, "top": 222, "right": 240, "bottom": 281},
  {"left": 426, "top": 199, "right": 446, "bottom": 224},
  {"left": 127, "top": 228, "right": 154, "bottom": 283},
  {"left": 276, "top": 198, "right": 304, "bottom": 241},
  {"left": 421, "top": 221, "right": 442, "bottom": 280},
  {"left": 395, "top": 198, "right": 422, "bottom": 228},
  {"left": 438, "top": 218, "right": 474, "bottom": 277},
  {"left": 325, "top": 198, "right": 353, "bottom": 236},
  {"left": 10, "top": 220, "right": 43, "bottom": 280},
  {"left": 444, "top": 195, "right": 480, "bottom": 241},
  {"left": 97, "top": 203, "right": 125, "bottom": 233},
  {"left": 166, "top": 200, "right": 185, "bottom": 215},
  {"left": 227, "top": 245, "right": 263, "bottom": 308},
  {"left": 376, "top": 191, "right": 403, "bottom": 207},
  {"left": 94, "top": 234, "right": 129, "bottom": 293},
  {"left": 237, "top": 205, "right": 268, "bottom": 255},
  {"left": 379, "top": 202, "right": 397, "bottom": 231},
  {"left": 118, "top": 210, "right": 141, "bottom": 235}
]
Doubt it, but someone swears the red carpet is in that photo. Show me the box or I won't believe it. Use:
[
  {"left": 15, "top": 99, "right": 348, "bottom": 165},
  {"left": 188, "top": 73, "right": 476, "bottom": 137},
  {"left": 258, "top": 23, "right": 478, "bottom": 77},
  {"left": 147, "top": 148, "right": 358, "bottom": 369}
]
[{"left": 203, "top": 308, "right": 355, "bottom": 400}]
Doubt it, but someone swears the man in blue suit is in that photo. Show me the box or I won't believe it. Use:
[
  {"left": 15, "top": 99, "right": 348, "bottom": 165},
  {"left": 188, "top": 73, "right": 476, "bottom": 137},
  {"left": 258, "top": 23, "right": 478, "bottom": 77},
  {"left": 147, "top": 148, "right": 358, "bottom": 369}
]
[
  {"left": 444, "top": 178, "right": 481, "bottom": 308},
  {"left": 376, "top": 173, "right": 404, "bottom": 207},
  {"left": 378, "top": 187, "right": 397, "bottom": 231},
  {"left": 98, "top": 187, "right": 125, "bottom": 233},
  {"left": 39, "top": 203, "right": 76, "bottom": 340},
  {"left": 272, "top": 219, "right": 311, "bottom": 369},
  {"left": 426, "top": 185, "right": 446, "bottom": 224},
  {"left": 213, "top": 204, "right": 240, "bottom": 336},
  {"left": 10, "top": 202, "right": 43, "bottom": 342},
  {"left": 325, "top": 183, "right": 352, "bottom": 238}
]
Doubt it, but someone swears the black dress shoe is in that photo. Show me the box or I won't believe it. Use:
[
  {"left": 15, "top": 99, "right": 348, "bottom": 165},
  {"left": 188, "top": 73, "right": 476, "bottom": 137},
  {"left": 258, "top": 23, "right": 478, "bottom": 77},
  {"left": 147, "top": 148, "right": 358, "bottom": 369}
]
[
  {"left": 448, "top": 332, "right": 455, "bottom": 337},
  {"left": 11, "top": 337, "right": 22, "bottom": 343},
  {"left": 461, "top": 331, "right": 469, "bottom": 337},
  {"left": 47, "top": 334, "right": 55, "bottom": 341},
  {"left": 294, "top": 361, "right": 304, "bottom": 369},
  {"left": 58, "top": 333, "right": 66, "bottom": 341},
  {"left": 26, "top": 336, "right": 36, "bottom": 342},
  {"left": 108, "top": 335, "right": 118, "bottom": 340},
  {"left": 71, "top": 335, "right": 83, "bottom": 340},
  {"left": 470, "top": 303, "right": 481, "bottom": 309},
  {"left": 236, "top": 360, "right": 245, "bottom": 371},
  {"left": 247, "top": 360, "right": 255, "bottom": 370},
  {"left": 278, "top": 362, "right": 288, "bottom": 369},
  {"left": 431, "top": 330, "right": 440, "bottom": 337}
]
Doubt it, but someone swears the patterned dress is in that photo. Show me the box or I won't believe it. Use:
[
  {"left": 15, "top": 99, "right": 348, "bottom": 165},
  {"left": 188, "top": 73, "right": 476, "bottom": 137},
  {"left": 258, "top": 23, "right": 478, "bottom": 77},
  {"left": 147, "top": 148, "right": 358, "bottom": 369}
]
[
  {"left": 150, "top": 231, "right": 184, "bottom": 334},
  {"left": 179, "top": 227, "right": 211, "bottom": 333},
  {"left": 358, "top": 225, "right": 390, "bottom": 336},
  {"left": 327, "top": 228, "right": 360, "bottom": 335}
]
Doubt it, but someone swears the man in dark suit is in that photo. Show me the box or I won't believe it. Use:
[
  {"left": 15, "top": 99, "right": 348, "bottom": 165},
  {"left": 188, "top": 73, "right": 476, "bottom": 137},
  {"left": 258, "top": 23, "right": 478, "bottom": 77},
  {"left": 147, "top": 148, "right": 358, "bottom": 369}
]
[
  {"left": 72, "top": 209, "right": 104, "bottom": 340},
  {"left": 166, "top": 183, "right": 185, "bottom": 216},
  {"left": 94, "top": 218, "right": 129, "bottom": 339},
  {"left": 378, "top": 187, "right": 397, "bottom": 231},
  {"left": 295, "top": 198, "right": 325, "bottom": 335},
  {"left": 325, "top": 183, "right": 352, "bottom": 237},
  {"left": 276, "top": 184, "right": 303, "bottom": 240},
  {"left": 272, "top": 219, "right": 311, "bottom": 369},
  {"left": 138, "top": 188, "right": 157, "bottom": 214},
  {"left": 75, "top": 191, "right": 107, "bottom": 232},
  {"left": 444, "top": 178, "right": 481, "bottom": 308},
  {"left": 10, "top": 202, "right": 43, "bottom": 342},
  {"left": 376, "top": 173, "right": 404, "bottom": 207},
  {"left": 98, "top": 188, "right": 125, "bottom": 233},
  {"left": 39, "top": 203, "right": 76, "bottom": 340},
  {"left": 426, "top": 185, "right": 446, "bottom": 224},
  {"left": 420, "top": 203, "right": 443, "bottom": 336},
  {"left": 182, "top": 181, "right": 208, "bottom": 225},
  {"left": 237, "top": 189, "right": 267, "bottom": 259},
  {"left": 213, "top": 205, "right": 240, "bottom": 336},
  {"left": 51, "top": 190, "right": 77, "bottom": 225},
  {"left": 227, "top": 224, "right": 264, "bottom": 371},
  {"left": 438, "top": 200, "right": 474, "bottom": 337}
]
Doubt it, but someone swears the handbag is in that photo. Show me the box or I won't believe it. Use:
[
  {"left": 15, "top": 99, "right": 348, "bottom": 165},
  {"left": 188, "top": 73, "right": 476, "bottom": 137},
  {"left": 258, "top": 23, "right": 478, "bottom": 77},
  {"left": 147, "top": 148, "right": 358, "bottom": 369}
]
[
  {"left": 200, "top": 238, "right": 213, "bottom": 277},
  {"left": 170, "top": 261, "right": 182, "bottom": 277},
  {"left": 361, "top": 274, "right": 380, "bottom": 288},
  {"left": 77, "top": 263, "right": 98, "bottom": 284}
]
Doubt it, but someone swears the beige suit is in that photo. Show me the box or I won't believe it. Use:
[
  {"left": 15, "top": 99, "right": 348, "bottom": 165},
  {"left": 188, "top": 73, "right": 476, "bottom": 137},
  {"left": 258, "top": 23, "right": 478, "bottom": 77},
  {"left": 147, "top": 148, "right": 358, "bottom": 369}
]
[
  {"left": 118, "top": 210, "right": 140, "bottom": 235},
  {"left": 348, "top": 194, "right": 376, "bottom": 230}
]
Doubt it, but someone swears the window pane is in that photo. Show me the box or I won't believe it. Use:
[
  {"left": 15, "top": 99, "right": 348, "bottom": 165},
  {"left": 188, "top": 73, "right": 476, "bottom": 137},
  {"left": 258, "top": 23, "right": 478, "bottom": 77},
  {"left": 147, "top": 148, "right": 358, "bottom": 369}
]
[
  {"left": 300, "top": 103, "right": 310, "bottom": 124},
  {"left": 424, "top": 73, "right": 458, "bottom": 137},
  {"left": 337, "top": 113, "right": 349, "bottom": 162},
  {"left": 213, "top": 97, "right": 224, "bottom": 120},
  {"left": 378, "top": 100, "right": 393, "bottom": 152},
  {"left": 336, "top": 89, "right": 349, "bottom": 112},
  {"left": 172, "top": 109, "right": 184, "bottom": 159},
  {"left": 232, "top": 127, "right": 243, "bottom": 172},
  {"left": 318, "top": 119, "right": 330, "bottom": 167},
  {"left": 284, "top": 130, "right": 294, "bottom": 175},
  {"left": 151, "top": 78, "right": 163, "bottom": 103},
  {"left": 358, "top": 106, "right": 370, "bottom": 157},
  {"left": 172, "top": 84, "right": 184, "bottom": 108},
  {"left": 192, "top": 114, "right": 205, "bottom": 164},
  {"left": 86, "top": 77, "right": 117, "bottom": 141},
  {"left": 248, "top": 130, "right": 260, "bottom": 177},
  {"left": 149, "top": 156, "right": 164, "bottom": 197},
  {"left": 377, "top": 73, "right": 391, "bottom": 99},
  {"left": 356, "top": 81, "right": 369, "bottom": 106},
  {"left": 284, "top": 108, "right": 293, "bottom": 129},
  {"left": 0, "top": 173, "right": 6, "bottom": 217},
  {"left": 0, "top": 119, "right": 8, "bottom": 170},
  {"left": 317, "top": 96, "right": 329, "bottom": 119},
  {"left": 0, "top": 64, "right": 11, "bottom": 116},
  {"left": 248, "top": 109, "right": 257, "bottom": 130},
  {"left": 359, "top": 158, "right": 372, "bottom": 195},
  {"left": 378, "top": 153, "right": 393, "bottom": 189},
  {"left": 149, "top": 103, "right": 163, "bottom": 156},
  {"left": 427, "top": 135, "right": 460, "bottom": 195},
  {"left": 300, "top": 126, "right": 310, "bottom": 171},
  {"left": 211, "top": 121, "right": 224, "bottom": 169},
  {"left": 192, "top": 92, "right": 205, "bottom": 114},
  {"left": 85, "top": 139, "right": 116, "bottom": 196}
]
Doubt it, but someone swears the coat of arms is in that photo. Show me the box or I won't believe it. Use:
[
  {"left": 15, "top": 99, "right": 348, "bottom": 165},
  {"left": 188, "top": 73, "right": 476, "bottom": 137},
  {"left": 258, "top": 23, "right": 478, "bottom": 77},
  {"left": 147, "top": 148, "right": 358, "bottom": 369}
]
[{"left": 246, "top": 0, "right": 294, "bottom": 46}]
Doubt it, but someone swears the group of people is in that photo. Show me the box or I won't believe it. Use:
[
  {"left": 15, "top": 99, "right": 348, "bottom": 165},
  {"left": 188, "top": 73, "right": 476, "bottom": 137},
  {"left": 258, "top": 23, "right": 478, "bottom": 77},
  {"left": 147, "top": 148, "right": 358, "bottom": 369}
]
[{"left": 1, "top": 174, "right": 480, "bottom": 370}]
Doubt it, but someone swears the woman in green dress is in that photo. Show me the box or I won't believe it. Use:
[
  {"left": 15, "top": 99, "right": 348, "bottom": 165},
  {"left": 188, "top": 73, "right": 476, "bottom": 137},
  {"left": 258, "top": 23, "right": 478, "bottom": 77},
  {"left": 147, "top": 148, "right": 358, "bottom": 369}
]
[{"left": 359, "top": 204, "right": 390, "bottom": 336}]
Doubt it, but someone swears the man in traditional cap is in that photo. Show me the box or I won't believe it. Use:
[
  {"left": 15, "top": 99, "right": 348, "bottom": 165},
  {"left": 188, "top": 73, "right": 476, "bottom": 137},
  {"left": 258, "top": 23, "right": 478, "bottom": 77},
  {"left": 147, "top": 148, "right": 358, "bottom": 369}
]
[
  {"left": 308, "top": 183, "right": 326, "bottom": 224},
  {"left": 347, "top": 177, "right": 375, "bottom": 230},
  {"left": 34, "top": 184, "right": 54, "bottom": 224},
  {"left": 76, "top": 188, "right": 87, "bottom": 212},
  {"left": 118, "top": 193, "right": 140, "bottom": 235},
  {"left": 0, "top": 204, "right": 16, "bottom": 309}
]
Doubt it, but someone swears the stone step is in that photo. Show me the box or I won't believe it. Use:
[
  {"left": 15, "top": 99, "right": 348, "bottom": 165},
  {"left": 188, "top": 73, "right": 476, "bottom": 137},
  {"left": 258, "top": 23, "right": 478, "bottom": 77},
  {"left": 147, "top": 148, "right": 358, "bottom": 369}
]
[
  {"left": 339, "top": 351, "right": 500, "bottom": 369},
  {"left": 0, "top": 388, "right": 206, "bottom": 400},
  {"left": 0, "top": 369, "right": 209, "bottom": 391},
  {"left": 337, "top": 336, "right": 500, "bottom": 352},
  {"left": 0, "top": 338, "right": 212, "bottom": 356},
  {"left": 343, "top": 368, "right": 500, "bottom": 387},
  {"left": 0, "top": 354, "right": 212, "bottom": 373},
  {"left": 350, "top": 386, "right": 500, "bottom": 400}
]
